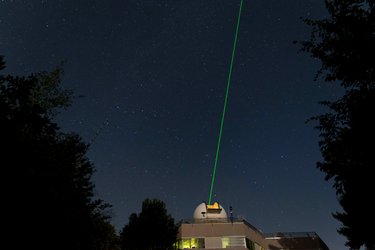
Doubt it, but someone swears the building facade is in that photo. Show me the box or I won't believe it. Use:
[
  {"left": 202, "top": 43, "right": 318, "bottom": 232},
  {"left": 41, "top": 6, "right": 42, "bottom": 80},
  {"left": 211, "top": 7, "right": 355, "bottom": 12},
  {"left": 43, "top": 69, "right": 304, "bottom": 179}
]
[{"left": 176, "top": 202, "right": 329, "bottom": 250}]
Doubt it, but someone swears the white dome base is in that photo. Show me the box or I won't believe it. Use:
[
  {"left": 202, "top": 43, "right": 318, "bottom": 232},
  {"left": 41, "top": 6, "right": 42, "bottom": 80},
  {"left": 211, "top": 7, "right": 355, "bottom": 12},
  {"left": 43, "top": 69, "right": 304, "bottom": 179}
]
[{"left": 193, "top": 202, "right": 227, "bottom": 220}]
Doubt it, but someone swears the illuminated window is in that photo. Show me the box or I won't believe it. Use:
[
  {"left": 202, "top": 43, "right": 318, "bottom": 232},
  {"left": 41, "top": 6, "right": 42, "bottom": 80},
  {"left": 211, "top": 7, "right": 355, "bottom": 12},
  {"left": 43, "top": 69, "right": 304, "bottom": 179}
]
[
  {"left": 222, "top": 237, "right": 230, "bottom": 248},
  {"left": 179, "top": 238, "right": 205, "bottom": 249},
  {"left": 222, "top": 236, "right": 246, "bottom": 248}
]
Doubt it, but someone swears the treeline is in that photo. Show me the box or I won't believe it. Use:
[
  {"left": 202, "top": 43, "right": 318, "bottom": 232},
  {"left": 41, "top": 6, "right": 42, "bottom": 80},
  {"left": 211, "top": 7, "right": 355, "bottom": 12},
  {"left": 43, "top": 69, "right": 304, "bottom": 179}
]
[
  {"left": 1, "top": 56, "right": 177, "bottom": 250},
  {"left": 299, "top": 1, "right": 375, "bottom": 249}
]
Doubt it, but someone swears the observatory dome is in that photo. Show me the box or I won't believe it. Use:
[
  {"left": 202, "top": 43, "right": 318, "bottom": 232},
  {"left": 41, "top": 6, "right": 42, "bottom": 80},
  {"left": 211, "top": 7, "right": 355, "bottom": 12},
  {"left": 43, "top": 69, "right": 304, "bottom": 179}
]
[{"left": 193, "top": 202, "right": 227, "bottom": 220}]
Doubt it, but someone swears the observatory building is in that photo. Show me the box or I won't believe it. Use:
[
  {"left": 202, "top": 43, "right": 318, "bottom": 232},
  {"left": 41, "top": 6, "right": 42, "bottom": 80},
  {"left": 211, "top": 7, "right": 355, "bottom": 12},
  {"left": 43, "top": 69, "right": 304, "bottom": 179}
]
[{"left": 176, "top": 202, "right": 329, "bottom": 250}]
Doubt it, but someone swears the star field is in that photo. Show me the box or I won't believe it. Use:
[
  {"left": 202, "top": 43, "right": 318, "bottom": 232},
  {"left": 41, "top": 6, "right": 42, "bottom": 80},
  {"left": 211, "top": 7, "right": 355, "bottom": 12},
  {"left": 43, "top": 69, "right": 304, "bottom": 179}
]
[{"left": 1, "top": 1, "right": 346, "bottom": 249}]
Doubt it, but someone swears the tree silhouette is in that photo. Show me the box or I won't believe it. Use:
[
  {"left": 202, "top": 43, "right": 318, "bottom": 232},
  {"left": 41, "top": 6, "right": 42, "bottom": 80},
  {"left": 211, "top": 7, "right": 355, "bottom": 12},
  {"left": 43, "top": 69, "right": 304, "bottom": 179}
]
[
  {"left": 120, "top": 198, "right": 178, "bottom": 250},
  {"left": 298, "top": 1, "right": 375, "bottom": 249},
  {"left": 1, "top": 56, "right": 118, "bottom": 250}
]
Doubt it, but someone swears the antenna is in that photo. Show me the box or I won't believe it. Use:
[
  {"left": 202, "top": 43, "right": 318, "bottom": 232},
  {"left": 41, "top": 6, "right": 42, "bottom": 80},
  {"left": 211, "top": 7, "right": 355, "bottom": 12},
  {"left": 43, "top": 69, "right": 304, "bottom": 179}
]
[{"left": 229, "top": 205, "right": 234, "bottom": 223}]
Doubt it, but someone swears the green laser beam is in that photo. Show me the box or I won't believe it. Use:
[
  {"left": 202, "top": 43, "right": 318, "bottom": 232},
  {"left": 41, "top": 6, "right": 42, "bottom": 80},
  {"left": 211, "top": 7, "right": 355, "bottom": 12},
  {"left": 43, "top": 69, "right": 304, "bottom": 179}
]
[{"left": 208, "top": 0, "right": 244, "bottom": 205}]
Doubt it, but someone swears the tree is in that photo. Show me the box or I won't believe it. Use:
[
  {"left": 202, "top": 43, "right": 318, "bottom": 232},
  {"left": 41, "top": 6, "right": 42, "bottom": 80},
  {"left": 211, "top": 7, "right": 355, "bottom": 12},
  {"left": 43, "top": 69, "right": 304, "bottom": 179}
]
[
  {"left": 120, "top": 198, "right": 178, "bottom": 250},
  {"left": 298, "top": 1, "right": 375, "bottom": 249},
  {"left": 1, "top": 56, "right": 119, "bottom": 250}
]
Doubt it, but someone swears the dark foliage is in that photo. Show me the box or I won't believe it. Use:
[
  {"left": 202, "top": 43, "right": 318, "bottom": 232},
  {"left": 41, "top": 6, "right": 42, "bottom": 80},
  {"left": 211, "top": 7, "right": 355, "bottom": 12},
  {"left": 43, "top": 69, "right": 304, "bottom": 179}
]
[
  {"left": 1, "top": 56, "right": 119, "bottom": 250},
  {"left": 298, "top": 1, "right": 375, "bottom": 249},
  {"left": 120, "top": 199, "right": 178, "bottom": 250}
]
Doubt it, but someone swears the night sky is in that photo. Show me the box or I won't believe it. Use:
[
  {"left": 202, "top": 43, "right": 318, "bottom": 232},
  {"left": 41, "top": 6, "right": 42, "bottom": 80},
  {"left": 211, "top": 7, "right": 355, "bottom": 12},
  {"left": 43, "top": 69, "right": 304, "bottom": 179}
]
[{"left": 1, "top": 1, "right": 347, "bottom": 249}]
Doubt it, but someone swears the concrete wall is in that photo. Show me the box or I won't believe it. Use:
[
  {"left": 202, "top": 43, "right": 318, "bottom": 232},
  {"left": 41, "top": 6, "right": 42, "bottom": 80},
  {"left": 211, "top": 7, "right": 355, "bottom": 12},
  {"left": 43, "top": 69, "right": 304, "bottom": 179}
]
[
  {"left": 179, "top": 221, "right": 266, "bottom": 248},
  {"left": 178, "top": 221, "right": 330, "bottom": 250}
]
